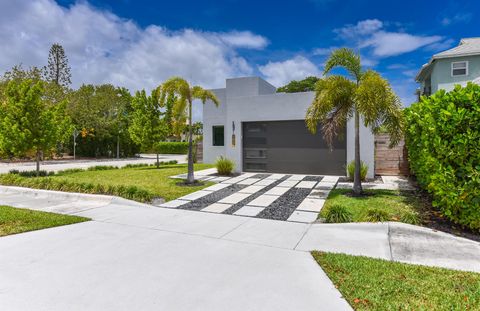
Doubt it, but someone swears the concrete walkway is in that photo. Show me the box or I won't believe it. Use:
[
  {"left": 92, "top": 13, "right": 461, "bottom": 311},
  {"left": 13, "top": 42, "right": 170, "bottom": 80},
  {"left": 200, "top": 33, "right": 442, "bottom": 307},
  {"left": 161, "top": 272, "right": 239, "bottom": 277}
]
[
  {"left": 0, "top": 186, "right": 479, "bottom": 310},
  {"left": 0, "top": 154, "right": 186, "bottom": 174}
]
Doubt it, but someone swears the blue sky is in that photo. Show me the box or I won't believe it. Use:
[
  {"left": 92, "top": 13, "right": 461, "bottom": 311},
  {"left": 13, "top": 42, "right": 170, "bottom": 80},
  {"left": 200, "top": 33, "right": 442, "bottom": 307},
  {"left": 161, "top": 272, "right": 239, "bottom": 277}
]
[{"left": 1, "top": 0, "right": 479, "bottom": 108}]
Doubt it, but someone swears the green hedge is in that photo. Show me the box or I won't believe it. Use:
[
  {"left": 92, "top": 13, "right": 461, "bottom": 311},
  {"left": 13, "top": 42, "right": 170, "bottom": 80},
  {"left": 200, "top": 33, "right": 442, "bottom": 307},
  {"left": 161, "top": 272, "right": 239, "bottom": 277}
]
[
  {"left": 0, "top": 174, "right": 155, "bottom": 203},
  {"left": 405, "top": 83, "right": 480, "bottom": 230},
  {"left": 155, "top": 142, "right": 189, "bottom": 154}
]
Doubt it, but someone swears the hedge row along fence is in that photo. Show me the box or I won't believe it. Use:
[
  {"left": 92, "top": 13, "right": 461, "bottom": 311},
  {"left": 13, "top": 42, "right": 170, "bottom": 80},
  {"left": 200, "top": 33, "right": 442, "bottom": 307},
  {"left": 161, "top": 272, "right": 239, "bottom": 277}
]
[
  {"left": 405, "top": 83, "right": 480, "bottom": 230},
  {"left": 156, "top": 142, "right": 189, "bottom": 154}
]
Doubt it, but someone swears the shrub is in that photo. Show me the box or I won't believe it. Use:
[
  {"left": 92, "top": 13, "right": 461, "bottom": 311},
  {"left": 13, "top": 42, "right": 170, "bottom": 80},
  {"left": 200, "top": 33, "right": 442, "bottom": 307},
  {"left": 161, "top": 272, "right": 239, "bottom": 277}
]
[
  {"left": 9, "top": 170, "right": 55, "bottom": 177},
  {"left": 87, "top": 165, "right": 119, "bottom": 171},
  {"left": 405, "top": 83, "right": 480, "bottom": 230},
  {"left": 0, "top": 174, "right": 154, "bottom": 202},
  {"left": 155, "top": 142, "right": 189, "bottom": 154},
  {"left": 364, "top": 208, "right": 390, "bottom": 222},
  {"left": 400, "top": 211, "right": 420, "bottom": 225},
  {"left": 324, "top": 204, "right": 353, "bottom": 223},
  {"left": 56, "top": 168, "right": 84, "bottom": 175},
  {"left": 215, "top": 156, "right": 235, "bottom": 176},
  {"left": 346, "top": 161, "right": 368, "bottom": 181}
]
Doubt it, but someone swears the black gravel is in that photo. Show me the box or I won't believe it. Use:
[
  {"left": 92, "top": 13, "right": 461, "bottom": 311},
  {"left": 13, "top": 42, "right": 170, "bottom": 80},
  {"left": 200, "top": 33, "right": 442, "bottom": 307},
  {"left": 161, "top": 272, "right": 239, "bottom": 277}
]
[
  {"left": 178, "top": 184, "right": 246, "bottom": 211},
  {"left": 257, "top": 188, "right": 312, "bottom": 221},
  {"left": 303, "top": 175, "right": 324, "bottom": 182},
  {"left": 223, "top": 175, "right": 290, "bottom": 215},
  {"left": 250, "top": 173, "right": 272, "bottom": 179}
]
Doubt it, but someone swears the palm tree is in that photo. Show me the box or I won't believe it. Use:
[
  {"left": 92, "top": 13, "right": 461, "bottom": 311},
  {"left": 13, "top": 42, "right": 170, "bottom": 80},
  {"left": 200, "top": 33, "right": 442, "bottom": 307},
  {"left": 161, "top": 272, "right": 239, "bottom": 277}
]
[
  {"left": 306, "top": 48, "right": 403, "bottom": 195},
  {"left": 159, "top": 77, "right": 219, "bottom": 184}
]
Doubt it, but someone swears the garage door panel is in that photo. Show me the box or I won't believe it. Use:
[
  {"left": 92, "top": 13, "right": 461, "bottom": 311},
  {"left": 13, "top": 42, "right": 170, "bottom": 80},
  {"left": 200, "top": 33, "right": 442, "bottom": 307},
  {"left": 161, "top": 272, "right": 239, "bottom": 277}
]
[{"left": 243, "top": 120, "right": 346, "bottom": 175}]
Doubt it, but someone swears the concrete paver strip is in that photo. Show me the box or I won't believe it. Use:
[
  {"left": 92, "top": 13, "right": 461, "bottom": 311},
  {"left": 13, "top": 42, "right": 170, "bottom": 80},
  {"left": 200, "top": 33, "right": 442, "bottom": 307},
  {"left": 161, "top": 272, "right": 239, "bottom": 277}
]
[
  {"left": 218, "top": 193, "right": 252, "bottom": 204},
  {"left": 287, "top": 211, "right": 319, "bottom": 223},
  {"left": 277, "top": 180, "right": 299, "bottom": 188},
  {"left": 264, "top": 186, "right": 290, "bottom": 196},
  {"left": 295, "top": 181, "right": 318, "bottom": 189},
  {"left": 237, "top": 178, "right": 261, "bottom": 185},
  {"left": 201, "top": 203, "right": 232, "bottom": 213},
  {"left": 248, "top": 194, "right": 280, "bottom": 207},
  {"left": 253, "top": 178, "right": 277, "bottom": 186},
  {"left": 296, "top": 198, "right": 325, "bottom": 213},
  {"left": 287, "top": 175, "right": 306, "bottom": 181},
  {"left": 159, "top": 199, "right": 189, "bottom": 208},
  {"left": 202, "top": 183, "right": 231, "bottom": 192},
  {"left": 178, "top": 190, "right": 212, "bottom": 201},
  {"left": 237, "top": 185, "right": 266, "bottom": 194},
  {"left": 233, "top": 205, "right": 265, "bottom": 217}
]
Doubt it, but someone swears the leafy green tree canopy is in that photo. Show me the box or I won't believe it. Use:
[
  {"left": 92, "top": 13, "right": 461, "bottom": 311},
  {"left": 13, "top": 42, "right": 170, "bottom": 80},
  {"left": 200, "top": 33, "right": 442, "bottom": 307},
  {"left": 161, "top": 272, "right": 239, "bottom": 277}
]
[
  {"left": 277, "top": 76, "right": 320, "bottom": 93},
  {"left": 0, "top": 79, "right": 72, "bottom": 173}
]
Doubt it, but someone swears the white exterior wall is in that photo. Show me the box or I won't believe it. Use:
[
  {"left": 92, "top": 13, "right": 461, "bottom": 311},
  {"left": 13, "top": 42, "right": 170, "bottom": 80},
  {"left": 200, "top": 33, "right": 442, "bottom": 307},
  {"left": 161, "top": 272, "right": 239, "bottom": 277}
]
[{"left": 203, "top": 77, "right": 375, "bottom": 178}]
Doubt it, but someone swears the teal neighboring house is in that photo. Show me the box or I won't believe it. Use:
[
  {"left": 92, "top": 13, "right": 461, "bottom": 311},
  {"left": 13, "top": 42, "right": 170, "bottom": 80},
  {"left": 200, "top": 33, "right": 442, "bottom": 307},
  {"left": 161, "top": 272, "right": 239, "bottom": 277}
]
[{"left": 416, "top": 38, "right": 480, "bottom": 97}]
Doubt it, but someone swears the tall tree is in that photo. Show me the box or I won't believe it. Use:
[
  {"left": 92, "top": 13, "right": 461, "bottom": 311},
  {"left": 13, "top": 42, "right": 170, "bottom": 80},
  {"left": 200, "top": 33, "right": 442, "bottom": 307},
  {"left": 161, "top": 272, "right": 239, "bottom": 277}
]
[
  {"left": 159, "top": 77, "right": 219, "bottom": 183},
  {"left": 68, "top": 84, "right": 138, "bottom": 157},
  {"left": 277, "top": 76, "right": 319, "bottom": 93},
  {"left": 128, "top": 89, "right": 167, "bottom": 166},
  {"left": 44, "top": 43, "right": 72, "bottom": 88},
  {"left": 0, "top": 79, "right": 72, "bottom": 174},
  {"left": 305, "top": 48, "right": 403, "bottom": 195}
]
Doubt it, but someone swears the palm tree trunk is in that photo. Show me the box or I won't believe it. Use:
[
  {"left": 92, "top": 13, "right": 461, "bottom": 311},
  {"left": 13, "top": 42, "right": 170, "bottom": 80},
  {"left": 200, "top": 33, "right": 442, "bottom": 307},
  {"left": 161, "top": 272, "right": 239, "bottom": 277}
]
[
  {"left": 353, "top": 110, "right": 363, "bottom": 195},
  {"left": 186, "top": 100, "right": 194, "bottom": 184},
  {"left": 36, "top": 150, "right": 40, "bottom": 177}
]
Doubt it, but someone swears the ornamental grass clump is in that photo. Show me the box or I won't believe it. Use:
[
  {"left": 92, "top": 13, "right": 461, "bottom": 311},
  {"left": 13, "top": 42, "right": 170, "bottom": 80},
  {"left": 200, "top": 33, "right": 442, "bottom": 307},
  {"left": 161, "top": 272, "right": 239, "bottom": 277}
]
[
  {"left": 346, "top": 161, "right": 368, "bottom": 182},
  {"left": 364, "top": 207, "right": 390, "bottom": 222},
  {"left": 324, "top": 204, "right": 353, "bottom": 223},
  {"left": 215, "top": 156, "right": 235, "bottom": 176}
]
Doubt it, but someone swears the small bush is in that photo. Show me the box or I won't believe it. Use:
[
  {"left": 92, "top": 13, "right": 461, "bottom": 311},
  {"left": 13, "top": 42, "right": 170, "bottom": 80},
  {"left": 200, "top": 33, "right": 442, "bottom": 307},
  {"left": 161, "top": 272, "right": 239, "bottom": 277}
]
[
  {"left": 324, "top": 204, "right": 353, "bottom": 223},
  {"left": 400, "top": 210, "right": 420, "bottom": 225},
  {"left": 346, "top": 161, "right": 368, "bottom": 181},
  {"left": 87, "top": 165, "right": 119, "bottom": 171},
  {"left": 57, "top": 168, "right": 84, "bottom": 175},
  {"left": 9, "top": 170, "right": 54, "bottom": 177},
  {"left": 215, "top": 156, "right": 235, "bottom": 176},
  {"left": 364, "top": 208, "right": 390, "bottom": 222},
  {"left": 155, "top": 142, "right": 189, "bottom": 154}
]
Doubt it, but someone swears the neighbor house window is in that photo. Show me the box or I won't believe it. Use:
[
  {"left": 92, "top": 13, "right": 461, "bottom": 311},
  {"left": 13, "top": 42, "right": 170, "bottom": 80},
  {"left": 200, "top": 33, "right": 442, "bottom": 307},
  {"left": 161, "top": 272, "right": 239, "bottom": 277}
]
[
  {"left": 451, "top": 61, "right": 468, "bottom": 76},
  {"left": 212, "top": 126, "right": 224, "bottom": 146}
]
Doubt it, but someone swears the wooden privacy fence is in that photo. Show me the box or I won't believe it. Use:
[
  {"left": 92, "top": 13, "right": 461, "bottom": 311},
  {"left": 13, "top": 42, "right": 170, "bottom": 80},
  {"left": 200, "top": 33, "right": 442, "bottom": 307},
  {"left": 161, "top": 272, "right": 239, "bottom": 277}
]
[{"left": 374, "top": 134, "right": 409, "bottom": 176}]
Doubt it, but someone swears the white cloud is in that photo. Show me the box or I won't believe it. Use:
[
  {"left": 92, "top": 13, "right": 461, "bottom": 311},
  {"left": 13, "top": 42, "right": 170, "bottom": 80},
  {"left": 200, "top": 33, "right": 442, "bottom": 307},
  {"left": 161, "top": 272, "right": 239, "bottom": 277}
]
[
  {"left": 218, "top": 31, "right": 268, "bottom": 49},
  {"left": 441, "top": 13, "right": 472, "bottom": 26},
  {"left": 334, "top": 19, "right": 444, "bottom": 57},
  {"left": 0, "top": 0, "right": 269, "bottom": 93},
  {"left": 362, "top": 31, "right": 442, "bottom": 57},
  {"left": 312, "top": 47, "right": 338, "bottom": 56},
  {"left": 258, "top": 56, "right": 320, "bottom": 87}
]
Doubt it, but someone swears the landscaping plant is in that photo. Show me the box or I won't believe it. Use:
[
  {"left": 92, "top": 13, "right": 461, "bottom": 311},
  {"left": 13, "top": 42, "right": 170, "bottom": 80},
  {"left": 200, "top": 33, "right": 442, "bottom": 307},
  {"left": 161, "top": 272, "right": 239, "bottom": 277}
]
[
  {"left": 159, "top": 77, "right": 219, "bottom": 184},
  {"left": 405, "top": 83, "right": 480, "bottom": 230},
  {"left": 215, "top": 156, "right": 235, "bottom": 176},
  {"left": 305, "top": 48, "right": 404, "bottom": 195},
  {"left": 364, "top": 207, "right": 390, "bottom": 222},
  {"left": 324, "top": 204, "right": 353, "bottom": 223},
  {"left": 346, "top": 160, "right": 368, "bottom": 182}
]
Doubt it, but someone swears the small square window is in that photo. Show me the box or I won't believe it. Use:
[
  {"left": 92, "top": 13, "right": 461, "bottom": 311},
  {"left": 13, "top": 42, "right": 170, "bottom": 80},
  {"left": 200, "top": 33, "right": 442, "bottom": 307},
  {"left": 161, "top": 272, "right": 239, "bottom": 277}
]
[
  {"left": 212, "top": 126, "right": 224, "bottom": 146},
  {"left": 451, "top": 61, "right": 468, "bottom": 76}
]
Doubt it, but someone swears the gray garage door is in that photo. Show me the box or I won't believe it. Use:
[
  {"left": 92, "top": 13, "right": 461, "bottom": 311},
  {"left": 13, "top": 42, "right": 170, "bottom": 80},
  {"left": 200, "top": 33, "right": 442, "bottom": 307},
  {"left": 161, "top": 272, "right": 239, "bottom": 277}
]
[{"left": 242, "top": 120, "right": 346, "bottom": 175}]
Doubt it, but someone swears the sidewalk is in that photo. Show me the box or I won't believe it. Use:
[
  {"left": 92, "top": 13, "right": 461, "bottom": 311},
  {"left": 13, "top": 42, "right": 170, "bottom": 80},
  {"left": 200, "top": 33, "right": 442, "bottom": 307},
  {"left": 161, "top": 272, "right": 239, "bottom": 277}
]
[{"left": 1, "top": 185, "right": 478, "bottom": 273}]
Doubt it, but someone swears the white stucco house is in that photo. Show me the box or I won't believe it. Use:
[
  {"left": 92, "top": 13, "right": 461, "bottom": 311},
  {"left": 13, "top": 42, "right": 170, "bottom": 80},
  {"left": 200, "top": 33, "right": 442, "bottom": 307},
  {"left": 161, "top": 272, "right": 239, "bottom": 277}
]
[
  {"left": 203, "top": 77, "right": 375, "bottom": 178},
  {"left": 416, "top": 38, "right": 480, "bottom": 96}
]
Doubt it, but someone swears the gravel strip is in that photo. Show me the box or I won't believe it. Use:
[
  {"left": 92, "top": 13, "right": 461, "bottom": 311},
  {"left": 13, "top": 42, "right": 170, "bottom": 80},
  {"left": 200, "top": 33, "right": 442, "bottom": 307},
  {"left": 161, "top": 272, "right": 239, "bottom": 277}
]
[
  {"left": 257, "top": 188, "right": 312, "bottom": 221},
  {"left": 178, "top": 184, "right": 246, "bottom": 211},
  {"left": 222, "top": 175, "right": 290, "bottom": 215},
  {"left": 303, "top": 175, "right": 324, "bottom": 182},
  {"left": 250, "top": 173, "right": 272, "bottom": 179}
]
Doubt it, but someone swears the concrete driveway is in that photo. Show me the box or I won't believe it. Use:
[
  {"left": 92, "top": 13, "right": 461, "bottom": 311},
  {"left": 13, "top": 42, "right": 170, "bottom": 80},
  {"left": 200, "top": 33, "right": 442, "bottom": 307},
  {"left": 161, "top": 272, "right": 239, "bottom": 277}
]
[
  {"left": 0, "top": 201, "right": 350, "bottom": 310},
  {"left": 0, "top": 154, "right": 186, "bottom": 174},
  {"left": 1, "top": 186, "right": 479, "bottom": 310}
]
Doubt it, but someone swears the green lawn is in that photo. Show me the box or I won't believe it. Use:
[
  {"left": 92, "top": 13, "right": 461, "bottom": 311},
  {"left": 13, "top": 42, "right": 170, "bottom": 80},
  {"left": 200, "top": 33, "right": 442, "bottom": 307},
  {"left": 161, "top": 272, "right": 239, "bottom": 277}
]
[
  {"left": 0, "top": 205, "right": 89, "bottom": 236},
  {"left": 51, "top": 163, "right": 214, "bottom": 201},
  {"left": 320, "top": 189, "right": 421, "bottom": 224},
  {"left": 312, "top": 251, "right": 480, "bottom": 310}
]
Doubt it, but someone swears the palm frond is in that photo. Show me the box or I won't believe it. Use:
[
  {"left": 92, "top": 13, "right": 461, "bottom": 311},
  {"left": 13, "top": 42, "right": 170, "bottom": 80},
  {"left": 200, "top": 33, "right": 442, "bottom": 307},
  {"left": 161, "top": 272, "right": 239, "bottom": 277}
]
[
  {"left": 192, "top": 86, "right": 219, "bottom": 106},
  {"left": 324, "top": 48, "right": 362, "bottom": 82},
  {"left": 356, "top": 70, "right": 404, "bottom": 147},
  {"left": 305, "top": 76, "right": 355, "bottom": 147}
]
